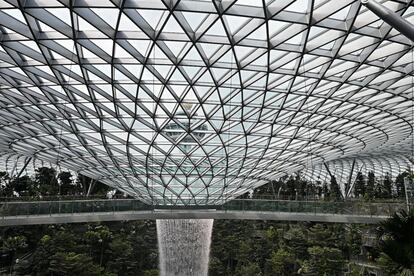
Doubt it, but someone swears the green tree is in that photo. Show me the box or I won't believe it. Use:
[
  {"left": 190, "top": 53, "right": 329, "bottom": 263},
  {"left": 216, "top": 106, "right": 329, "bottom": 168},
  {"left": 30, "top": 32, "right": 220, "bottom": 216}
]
[
  {"left": 36, "top": 167, "right": 59, "bottom": 196},
  {"left": 106, "top": 234, "right": 138, "bottom": 275},
  {"left": 0, "top": 171, "right": 10, "bottom": 196},
  {"left": 395, "top": 172, "right": 409, "bottom": 199},
  {"left": 48, "top": 252, "right": 103, "bottom": 276},
  {"left": 235, "top": 262, "right": 262, "bottom": 276},
  {"left": 264, "top": 226, "right": 280, "bottom": 245},
  {"left": 382, "top": 172, "right": 393, "bottom": 199},
  {"left": 58, "top": 171, "right": 80, "bottom": 195},
  {"left": 307, "top": 224, "right": 345, "bottom": 249},
  {"left": 285, "top": 176, "right": 297, "bottom": 199},
  {"left": 1, "top": 235, "right": 28, "bottom": 273},
  {"left": 346, "top": 224, "right": 363, "bottom": 257},
  {"left": 354, "top": 172, "right": 365, "bottom": 198},
  {"left": 267, "top": 248, "right": 297, "bottom": 275},
  {"left": 366, "top": 171, "right": 376, "bottom": 200},
  {"left": 210, "top": 220, "right": 250, "bottom": 274},
  {"left": 377, "top": 209, "right": 414, "bottom": 275},
  {"left": 126, "top": 221, "right": 158, "bottom": 273},
  {"left": 283, "top": 225, "right": 308, "bottom": 259},
  {"left": 8, "top": 176, "right": 36, "bottom": 197},
  {"left": 31, "top": 226, "right": 82, "bottom": 273},
  {"left": 295, "top": 174, "right": 307, "bottom": 199},
  {"left": 374, "top": 173, "right": 393, "bottom": 199},
  {"left": 329, "top": 176, "right": 342, "bottom": 200},
  {"left": 301, "top": 246, "right": 345, "bottom": 275},
  {"left": 209, "top": 256, "right": 226, "bottom": 276},
  {"left": 84, "top": 224, "right": 113, "bottom": 266},
  {"left": 322, "top": 181, "right": 329, "bottom": 199}
]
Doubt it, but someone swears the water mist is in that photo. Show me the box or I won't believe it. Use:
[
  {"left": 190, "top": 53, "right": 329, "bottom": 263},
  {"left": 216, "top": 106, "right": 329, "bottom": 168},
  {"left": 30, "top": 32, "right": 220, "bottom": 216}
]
[{"left": 156, "top": 219, "right": 214, "bottom": 276}]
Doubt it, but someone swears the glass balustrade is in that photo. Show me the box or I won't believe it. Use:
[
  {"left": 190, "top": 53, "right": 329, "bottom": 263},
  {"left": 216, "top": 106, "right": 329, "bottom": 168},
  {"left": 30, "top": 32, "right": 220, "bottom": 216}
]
[{"left": 0, "top": 199, "right": 408, "bottom": 218}]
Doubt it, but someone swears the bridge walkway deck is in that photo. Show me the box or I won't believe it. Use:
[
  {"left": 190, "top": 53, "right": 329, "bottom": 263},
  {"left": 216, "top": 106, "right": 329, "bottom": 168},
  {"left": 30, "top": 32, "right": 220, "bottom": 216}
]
[{"left": 0, "top": 198, "right": 407, "bottom": 226}]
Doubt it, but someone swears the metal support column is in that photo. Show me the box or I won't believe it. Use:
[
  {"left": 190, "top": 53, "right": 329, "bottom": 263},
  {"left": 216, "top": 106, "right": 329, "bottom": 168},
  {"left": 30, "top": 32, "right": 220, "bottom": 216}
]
[
  {"left": 324, "top": 162, "right": 344, "bottom": 199},
  {"left": 404, "top": 177, "right": 413, "bottom": 212},
  {"left": 9, "top": 160, "right": 18, "bottom": 178},
  {"left": 346, "top": 159, "right": 356, "bottom": 198},
  {"left": 16, "top": 157, "right": 32, "bottom": 178},
  {"left": 323, "top": 162, "right": 334, "bottom": 180},
  {"left": 86, "top": 179, "right": 96, "bottom": 197},
  {"left": 361, "top": 0, "right": 414, "bottom": 42}
]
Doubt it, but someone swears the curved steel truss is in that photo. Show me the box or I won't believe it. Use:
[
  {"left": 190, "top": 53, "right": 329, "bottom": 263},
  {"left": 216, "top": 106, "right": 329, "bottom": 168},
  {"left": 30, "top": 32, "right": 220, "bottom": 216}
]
[{"left": 0, "top": 0, "right": 413, "bottom": 204}]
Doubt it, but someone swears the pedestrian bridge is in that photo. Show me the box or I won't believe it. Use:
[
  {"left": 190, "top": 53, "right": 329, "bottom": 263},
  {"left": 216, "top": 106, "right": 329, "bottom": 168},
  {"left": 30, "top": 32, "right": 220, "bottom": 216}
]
[{"left": 0, "top": 198, "right": 407, "bottom": 226}]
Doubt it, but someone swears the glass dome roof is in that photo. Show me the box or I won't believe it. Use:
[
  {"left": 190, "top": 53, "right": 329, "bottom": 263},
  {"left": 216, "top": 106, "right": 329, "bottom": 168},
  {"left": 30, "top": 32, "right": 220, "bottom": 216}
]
[{"left": 0, "top": 0, "right": 413, "bottom": 204}]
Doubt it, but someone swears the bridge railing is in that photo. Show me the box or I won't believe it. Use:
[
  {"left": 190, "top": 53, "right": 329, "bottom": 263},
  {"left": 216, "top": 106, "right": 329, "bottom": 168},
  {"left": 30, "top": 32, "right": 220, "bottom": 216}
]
[
  {"left": 222, "top": 199, "right": 407, "bottom": 217},
  {"left": 0, "top": 198, "right": 408, "bottom": 218},
  {"left": 0, "top": 199, "right": 153, "bottom": 217}
]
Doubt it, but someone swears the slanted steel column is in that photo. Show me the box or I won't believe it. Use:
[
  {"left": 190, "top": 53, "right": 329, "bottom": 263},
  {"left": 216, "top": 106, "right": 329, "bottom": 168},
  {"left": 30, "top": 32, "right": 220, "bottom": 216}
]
[
  {"left": 345, "top": 159, "right": 356, "bottom": 198},
  {"left": 9, "top": 160, "right": 18, "bottom": 178},
  {"left": 86, "top": 179, "right": 96, "bottom": 197},
  {"left": 361, "top": 0, "right": 414, "bottom": 42},
  {"left": 403, "top": 177, "right": 413, "bottom": 212},
  {"left": 323, "top": 162, "right": 334, "bottom": 180},
  {"left": 16, "top": 157, "right": 32, "bottom": 178},
  {"left": 347, "top": 164, "right": 365, "bottom": 198}
]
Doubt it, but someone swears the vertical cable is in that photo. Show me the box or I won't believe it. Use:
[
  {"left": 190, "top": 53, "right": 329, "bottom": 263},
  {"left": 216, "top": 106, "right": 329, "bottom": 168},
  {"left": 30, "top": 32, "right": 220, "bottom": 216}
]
[
  {"left": 56, "top": 44, "right": 76, "bottom": 165},
  {"left": 152, "top": 44, "right": 155, "bottom": 206},
  {"left": 55, "top": 43, "right": 76, "bottom": 195},
  {"left": 411, "top": 47, "right": 413, "bottom": 170},
  {"left": 410, "top": 46, "right": 414, "bottom": 208},
  {"left": 226, "top": 50, "right": 233, "bottom": 202},
  {"left": 302, "top": 56, "right": 313, "bottom": 199}
]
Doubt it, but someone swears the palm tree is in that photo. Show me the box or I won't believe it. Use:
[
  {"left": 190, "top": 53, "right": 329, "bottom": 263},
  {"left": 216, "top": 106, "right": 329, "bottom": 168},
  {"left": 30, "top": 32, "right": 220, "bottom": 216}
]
[{"left": 377, "top": 209, "right": 414, "bottom": 275}]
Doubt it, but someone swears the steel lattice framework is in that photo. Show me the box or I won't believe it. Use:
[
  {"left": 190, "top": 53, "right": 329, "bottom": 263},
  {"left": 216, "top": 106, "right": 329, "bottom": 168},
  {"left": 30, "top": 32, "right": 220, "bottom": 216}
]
[{"left": 0, "top": 0, "right": 413, "bottom": 205}]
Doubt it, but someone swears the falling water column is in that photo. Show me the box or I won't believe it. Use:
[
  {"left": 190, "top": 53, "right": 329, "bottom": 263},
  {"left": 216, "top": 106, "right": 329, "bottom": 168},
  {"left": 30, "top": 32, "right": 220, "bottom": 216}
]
[{"left": 157, "top": 219, "right": 214, "bottom": 276}]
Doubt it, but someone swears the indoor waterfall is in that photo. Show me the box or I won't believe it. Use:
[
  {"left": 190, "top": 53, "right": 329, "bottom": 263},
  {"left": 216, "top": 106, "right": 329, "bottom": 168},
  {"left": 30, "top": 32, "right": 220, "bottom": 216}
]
[{"left": 157, "top": 219, "right": 214, "bottom": 276}]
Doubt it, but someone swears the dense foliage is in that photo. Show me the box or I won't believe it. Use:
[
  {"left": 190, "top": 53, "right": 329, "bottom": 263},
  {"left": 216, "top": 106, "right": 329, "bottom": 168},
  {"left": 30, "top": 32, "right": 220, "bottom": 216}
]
[
  {"left": 0, "top": 221, "right": 158, "bottom": 275},
  {"left": 0, "top": 219, "right": 377, "bottom": 276},
  {"left": 376, "top": 209, "right": 414, "bottom": 275},
  {"left": 0, "top": 167, "right": 412, "bottom": 275},
  {"left": 253, "top": 170, "right": 412, "bottom": 201},
  {"left": 210, "top": 220, "right": 355, "bottom": 275}
]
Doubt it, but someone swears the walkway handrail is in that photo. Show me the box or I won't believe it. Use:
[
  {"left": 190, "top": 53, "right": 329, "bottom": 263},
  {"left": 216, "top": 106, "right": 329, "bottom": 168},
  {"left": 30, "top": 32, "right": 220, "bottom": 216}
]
[{"left": 0, "top": 198, "right": 407, "bottom": 219}]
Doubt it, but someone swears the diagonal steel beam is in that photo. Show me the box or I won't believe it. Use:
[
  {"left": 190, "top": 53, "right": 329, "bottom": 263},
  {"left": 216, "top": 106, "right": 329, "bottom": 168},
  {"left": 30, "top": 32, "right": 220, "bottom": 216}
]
[
  {"left": 346, "top": 159, "right": 356, "bottom": 198},
  {"left": 361, "top": 0, "right": 414, "bottom": 42},
  {"left": 16, "top": 157, "right": 32, "bottom": 178}
]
